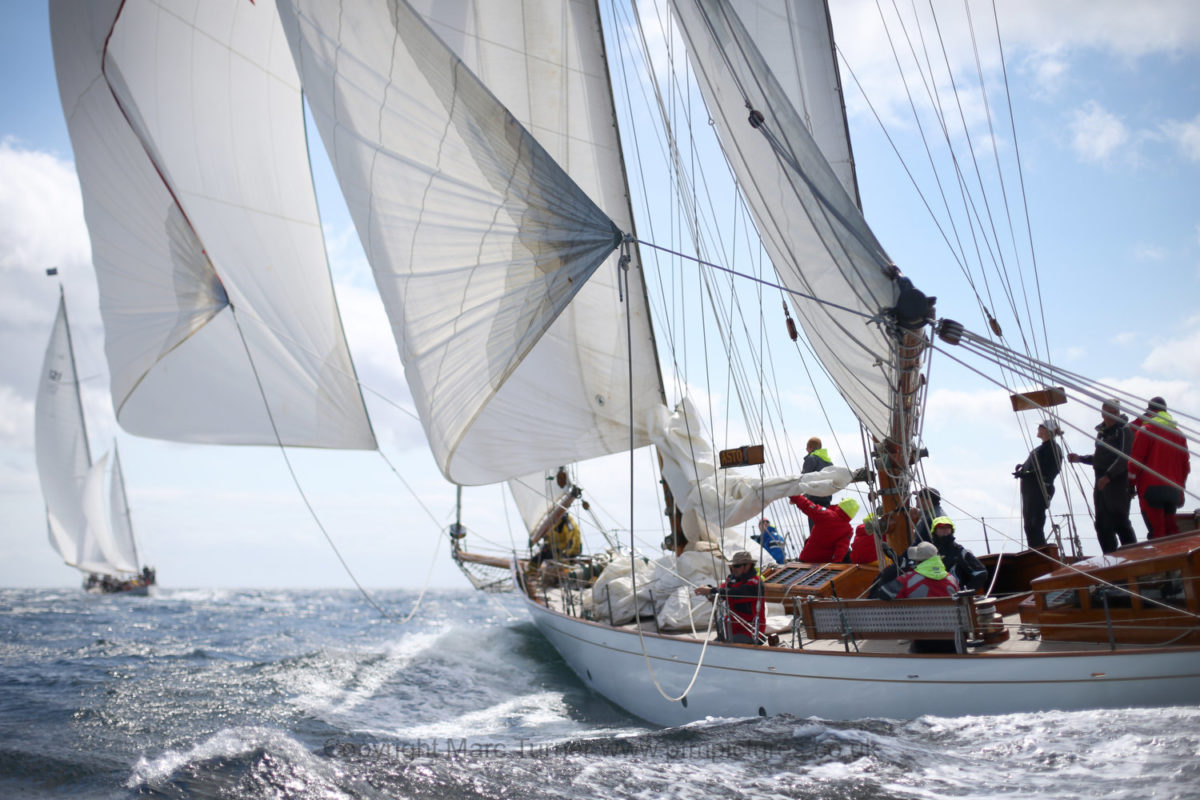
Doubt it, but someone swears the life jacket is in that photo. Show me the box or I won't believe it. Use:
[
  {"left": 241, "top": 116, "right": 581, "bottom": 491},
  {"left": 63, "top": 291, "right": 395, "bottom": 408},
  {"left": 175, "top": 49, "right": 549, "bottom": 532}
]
[
  {"left": 754, "top": 523, "right": 786, "bottom": 563},
  {"left": 894, "top": 557, "right": 961, "bottom": 599},
  {"left": 548, "top": 514, "right": 582, "bottom": 558},
  {"left": 720, "top": 572, "right": 765, "bottom": 638}
]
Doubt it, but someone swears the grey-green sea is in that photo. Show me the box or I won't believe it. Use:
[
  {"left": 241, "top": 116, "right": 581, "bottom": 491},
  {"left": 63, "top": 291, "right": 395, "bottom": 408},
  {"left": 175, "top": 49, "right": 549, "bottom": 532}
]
[{"left": 2, "top": 588, "right": 1199, "bottom": 799}]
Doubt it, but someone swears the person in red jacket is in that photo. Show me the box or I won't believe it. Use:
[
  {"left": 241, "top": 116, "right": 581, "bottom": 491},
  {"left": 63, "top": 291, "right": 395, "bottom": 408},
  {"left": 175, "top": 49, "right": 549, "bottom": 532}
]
[
  {"left": 694, "top": 551, "right": 765, "bottom": 644},
  {"left": 1129, "top": 397, "right": 1191, "bottom": 538},
  {"left": 790, "top": 495, "right": 859, "bottom": 562},
  {"left": 848, "top": 512, "right": 880, "bottom": 564}
]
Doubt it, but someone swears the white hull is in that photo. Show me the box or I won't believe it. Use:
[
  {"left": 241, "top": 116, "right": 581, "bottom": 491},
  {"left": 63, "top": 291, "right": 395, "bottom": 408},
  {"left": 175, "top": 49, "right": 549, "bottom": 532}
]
[{"left": 521, "top": 592, "right": 1200, "bottom": 726}]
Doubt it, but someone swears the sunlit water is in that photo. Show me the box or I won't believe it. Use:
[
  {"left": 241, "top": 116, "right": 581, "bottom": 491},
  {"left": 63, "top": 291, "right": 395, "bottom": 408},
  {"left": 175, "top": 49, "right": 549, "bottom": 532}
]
[{"left": 2, "top": 588, "right": 1198, "bottom": 799}]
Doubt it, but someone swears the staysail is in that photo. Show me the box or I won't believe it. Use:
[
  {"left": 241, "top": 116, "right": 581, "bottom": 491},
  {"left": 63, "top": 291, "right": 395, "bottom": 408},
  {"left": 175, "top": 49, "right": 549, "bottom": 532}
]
[
  {"left": 50, "top": 0, "right": 375, "bottom": 450},
  {"left": 107, "top": 444, "right": 140, "bottom": 573},
  {"left": 669, "top": 0, "right": 908, "bottom": 441},
  {"left": 277, "top": 0, "right": 664, "bottom": 485}
]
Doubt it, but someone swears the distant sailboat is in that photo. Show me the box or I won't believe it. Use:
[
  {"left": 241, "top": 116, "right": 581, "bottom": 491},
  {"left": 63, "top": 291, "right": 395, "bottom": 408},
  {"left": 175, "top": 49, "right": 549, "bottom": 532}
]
[
  {"left": 35, "top": 291, "right": 155, "bottom": 595},
  {"left": 51, "top": 0, "right": 1198, "bottom": 721}
]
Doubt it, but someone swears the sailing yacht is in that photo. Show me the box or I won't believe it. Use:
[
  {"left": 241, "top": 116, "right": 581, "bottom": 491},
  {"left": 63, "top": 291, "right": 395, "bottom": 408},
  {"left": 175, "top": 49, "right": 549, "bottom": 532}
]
[
  {"left": 51, "top": 0, "right": 1197, "bottom": 720},
  {"left": 35, "top": 291, "right": 155, "bottom": 595}
]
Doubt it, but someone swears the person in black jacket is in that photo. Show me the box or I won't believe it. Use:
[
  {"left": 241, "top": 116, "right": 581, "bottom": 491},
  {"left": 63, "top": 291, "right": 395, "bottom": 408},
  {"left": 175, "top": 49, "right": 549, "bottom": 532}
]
[
  {"left": 929, "top": 516, "right": 989, "bottom": 593},
  {"left": 1068, "top": 399, "right": 1137, "bottom": 553},
  {"left": 801, "top": 437, "right": 834, "bottom": 505},
  {"left": 1014, "top": 421, "right": 1063, "bottom": 548},
  {"left": 912, "top": 486, "right": 946, "bottom": 543}
]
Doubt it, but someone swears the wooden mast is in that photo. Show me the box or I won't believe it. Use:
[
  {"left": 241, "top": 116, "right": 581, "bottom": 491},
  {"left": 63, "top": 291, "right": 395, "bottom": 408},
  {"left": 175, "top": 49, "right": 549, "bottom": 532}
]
[{"left": 878, "top": 285, "right": 936, "bottom": 561}]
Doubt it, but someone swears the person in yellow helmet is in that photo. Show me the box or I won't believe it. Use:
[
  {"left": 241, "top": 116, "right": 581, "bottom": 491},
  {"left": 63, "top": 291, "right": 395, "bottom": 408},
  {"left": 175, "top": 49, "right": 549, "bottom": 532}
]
[{"left": 929, "top": 516, "right": 988, "bottom": 593}]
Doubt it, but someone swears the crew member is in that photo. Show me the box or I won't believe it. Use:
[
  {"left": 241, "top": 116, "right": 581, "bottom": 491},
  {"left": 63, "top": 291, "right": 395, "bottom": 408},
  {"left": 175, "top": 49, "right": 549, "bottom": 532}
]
[{"left": 694, "top": 551, "right": 765, "bottom": 644}]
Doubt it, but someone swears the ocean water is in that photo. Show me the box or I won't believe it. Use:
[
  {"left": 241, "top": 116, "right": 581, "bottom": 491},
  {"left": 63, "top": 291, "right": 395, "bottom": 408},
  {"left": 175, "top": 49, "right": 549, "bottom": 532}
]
[{"left": 2, "top": 588, "right": 1198, "bottom": 800}]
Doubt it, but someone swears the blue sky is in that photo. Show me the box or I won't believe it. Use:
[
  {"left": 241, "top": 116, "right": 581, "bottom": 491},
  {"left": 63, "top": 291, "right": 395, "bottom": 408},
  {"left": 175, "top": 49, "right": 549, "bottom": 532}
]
[{"left": 1, "top": 1, "right": 1198, "bottom": 590}]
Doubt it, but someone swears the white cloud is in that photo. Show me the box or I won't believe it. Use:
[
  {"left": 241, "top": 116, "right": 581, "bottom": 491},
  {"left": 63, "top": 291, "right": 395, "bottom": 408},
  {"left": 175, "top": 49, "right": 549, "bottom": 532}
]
[
  {"left": 1162, "top": 114, "right": 1200, "bottom": 162},
  {"left": 994, "top": 0, "right": 1200, "bottom": 59},
  {"left": 1022, "top": 52, "right": 1069, "bottom": 99},
  {"left": 834, "top": 1, "right": 1200, "bottom": 122},
  {"left": 1142, "top": 324, "right": 1200, "bottom": 380},
  {"left": 1133, "top": 244, "right": 1168, "bottom": 262},
  {"left": 0, "top": 142, "right": 102, "bottom": 410},
  {"left": 1068, "top": 101, "right": 1129, "bottom": 163},
  {"left": 0, "top": 387, "right": 33, "bottom": 449},
  {"left": 0, "top": 140, "right": 89, "bottom": 276},
  {"left": 1111, "top": 331, "right": 1138, "bottom": 347}
]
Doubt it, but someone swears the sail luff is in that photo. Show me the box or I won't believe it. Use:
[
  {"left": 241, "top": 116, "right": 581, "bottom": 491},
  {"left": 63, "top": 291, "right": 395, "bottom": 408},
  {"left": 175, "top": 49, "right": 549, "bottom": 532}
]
[{"left": 58, "top": 288, "right": 94, "bottom": 471}]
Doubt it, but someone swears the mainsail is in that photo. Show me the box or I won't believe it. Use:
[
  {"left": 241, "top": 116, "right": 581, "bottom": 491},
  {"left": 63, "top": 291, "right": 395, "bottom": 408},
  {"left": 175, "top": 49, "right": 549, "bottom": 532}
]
[
  {"left": 50, "top": 0, "right": 375, "bottom": 450},
  {"left": 35, "top": 295, "right": 138, "bottom": 578},
  {"left": 277, "top": 0, "right": 664, "bottom": 485}
]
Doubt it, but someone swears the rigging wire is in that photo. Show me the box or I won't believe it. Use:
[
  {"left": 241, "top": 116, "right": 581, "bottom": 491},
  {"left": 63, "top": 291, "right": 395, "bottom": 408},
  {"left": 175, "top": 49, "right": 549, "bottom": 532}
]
[
  {"left": 229, "top": 307, "right": 394, "bottom": 620},
  {"left": 221, "top": 308, "right": 450, "bottom": 623},
  {"left": 933, "top": 337, "right": 1198, "bottom": 508},
  {"left": 637, "top": 239, "right": 877, "bottom": 320}
]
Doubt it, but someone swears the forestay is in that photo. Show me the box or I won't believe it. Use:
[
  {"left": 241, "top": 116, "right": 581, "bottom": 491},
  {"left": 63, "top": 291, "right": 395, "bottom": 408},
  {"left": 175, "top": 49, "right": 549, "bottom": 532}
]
[
  {"left": 278, "top": 0, "right": 664, "bottom": 485},
  {"left": 50, "top": 0, "right": 375, "bottom": 449}
]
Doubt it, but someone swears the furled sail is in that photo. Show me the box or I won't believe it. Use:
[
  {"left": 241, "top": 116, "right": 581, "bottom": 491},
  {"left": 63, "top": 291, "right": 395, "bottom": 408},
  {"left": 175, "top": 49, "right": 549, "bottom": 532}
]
[
  {"left": 50, "top": 0, "right": 375, "bottom": 449},
  {"left": 278, "top": 0, "right": 664, "bottom": 485},
  {"left": 652, "top": 397, "right": 851, "bottom": 540},
  {"left": 669, "top": 0, "right": 906, "bottom": 441}
]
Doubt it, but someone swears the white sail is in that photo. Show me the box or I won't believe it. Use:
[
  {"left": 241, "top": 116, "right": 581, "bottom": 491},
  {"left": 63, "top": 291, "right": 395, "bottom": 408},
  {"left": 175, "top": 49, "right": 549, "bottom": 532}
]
[
  {"left": 509, "top": 472, "right": 563, "bottom": 534},
  {"left": 35, "top": 295, "right": 94, "bottom": 568},
  {"left": 277, "top": 0, "right": 664, "bottom": 485},
  {"left": 73, "top": 452, "right": 137, "bottom": 576},
  {"left": 668, "top": 0, "right": 906, "bottom": 441},
  {"left": 733, "top": 0, "right": 859, "bottom": 204},
  {"left": 75, "top": 455, "right": 114, "bottom": 574},
  {"left": 107, "top": 444, "right": 141, "bottom": 574},
  {"left": 49, "top": 0, "right": 375, "bottom": 450},
  {"left": 35, "top": 298, "right": 139, "bottom": 577},
  {"left": 711, "top": 0, "right": 865, "bottom": 219}
]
